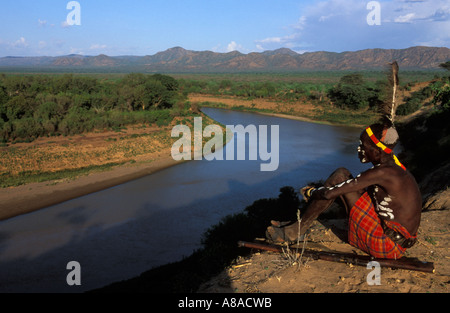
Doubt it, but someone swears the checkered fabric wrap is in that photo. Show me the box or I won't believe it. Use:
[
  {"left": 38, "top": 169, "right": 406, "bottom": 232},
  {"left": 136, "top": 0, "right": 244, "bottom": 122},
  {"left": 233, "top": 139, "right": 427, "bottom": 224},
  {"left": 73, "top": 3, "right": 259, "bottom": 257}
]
[{"left": 348, "top": 192, "right": 410, "bottom": 259}]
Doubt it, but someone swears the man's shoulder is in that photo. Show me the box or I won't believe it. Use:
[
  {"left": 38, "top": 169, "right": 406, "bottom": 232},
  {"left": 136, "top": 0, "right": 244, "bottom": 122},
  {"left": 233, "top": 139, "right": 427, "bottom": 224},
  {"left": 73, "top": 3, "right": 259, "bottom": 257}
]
[
  {"left": 364, "top": 164, "right": 404, "bottom": 179},
  {"left": 375, "top": 163, "right": 405, "bottom": 173}
]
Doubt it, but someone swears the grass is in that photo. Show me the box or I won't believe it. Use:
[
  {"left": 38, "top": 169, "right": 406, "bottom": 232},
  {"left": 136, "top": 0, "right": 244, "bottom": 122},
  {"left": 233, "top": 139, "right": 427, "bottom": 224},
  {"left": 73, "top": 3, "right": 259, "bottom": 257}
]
[
  {"left": 313, "top": 105, "right": 379, "bottom": 126},
  {"left": 0, "top": 161, "right": 127, "bottom": 188}
]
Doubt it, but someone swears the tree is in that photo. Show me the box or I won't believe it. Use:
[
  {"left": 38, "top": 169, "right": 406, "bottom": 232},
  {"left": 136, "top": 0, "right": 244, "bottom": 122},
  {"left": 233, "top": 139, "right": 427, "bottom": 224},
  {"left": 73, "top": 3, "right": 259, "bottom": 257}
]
[
  {"left": 328, "top": 74, "right": 375, "bottom": 110},
  {"left": 152, "top": 74, "right": 179, "bottom": 91},
  {"left": 3, "top": 76, "right": 29, "bottom": 96},
  {"left": 339, "top": 73, "right": 365, "bottom": 85},
  {"left": 432, "top": 79, "right": 450, "bottom": 108},
  {"left": 0, "top": 85, "right": 9, "bottom": 122},
  {"left": 439, "top": 61, "right": 450, "bottom": 72},
  {"left": 121, "top": 73, "right": 147, "bottom": 88},
  {"left": 328, "top": 84, "right": 372, "bottom": 110}
]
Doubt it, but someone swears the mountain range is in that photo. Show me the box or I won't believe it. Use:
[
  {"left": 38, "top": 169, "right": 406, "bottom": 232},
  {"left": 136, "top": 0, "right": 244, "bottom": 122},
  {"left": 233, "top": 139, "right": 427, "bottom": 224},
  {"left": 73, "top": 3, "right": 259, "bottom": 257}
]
[{"left": 1, "top": 46, "right": 449, "bottom": 72}]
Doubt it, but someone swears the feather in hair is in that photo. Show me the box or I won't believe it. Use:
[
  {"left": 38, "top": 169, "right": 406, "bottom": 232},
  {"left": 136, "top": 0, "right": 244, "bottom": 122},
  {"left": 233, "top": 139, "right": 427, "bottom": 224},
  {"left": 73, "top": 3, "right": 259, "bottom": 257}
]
[{"left": 379, "top": 61, "right": 399, "bottom": 126}]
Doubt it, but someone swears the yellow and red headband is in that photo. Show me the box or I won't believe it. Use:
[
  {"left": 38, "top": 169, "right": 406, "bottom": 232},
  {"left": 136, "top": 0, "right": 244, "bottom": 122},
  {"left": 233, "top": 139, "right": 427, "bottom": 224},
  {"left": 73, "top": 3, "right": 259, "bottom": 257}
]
[
  {"left": 365, "top": 127, "right": 393, "bottom": 154},
  {"left": 365, "top": 126, "right": 405, "bottom": 170}
]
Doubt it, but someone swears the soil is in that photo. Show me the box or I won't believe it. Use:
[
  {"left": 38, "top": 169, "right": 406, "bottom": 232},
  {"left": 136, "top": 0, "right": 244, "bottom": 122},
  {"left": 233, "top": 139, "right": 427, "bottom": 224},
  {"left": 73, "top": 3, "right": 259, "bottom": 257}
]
[
  {"left": 198, "top": 190, "right": 450, "bottom": 293},
  {"left": 189, "top": 94, "right": 318, "bottom": 120}
]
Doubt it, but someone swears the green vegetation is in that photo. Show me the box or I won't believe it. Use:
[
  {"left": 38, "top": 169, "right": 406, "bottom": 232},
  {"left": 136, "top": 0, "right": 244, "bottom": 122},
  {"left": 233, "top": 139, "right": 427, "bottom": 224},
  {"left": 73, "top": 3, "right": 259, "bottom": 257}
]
[
  {"left": 398, "top": 75, "right": 450, "bottom": 182},
  {"left": 0, "top": 70, "right": 444, "bottom": 144},
  {"left": 398, "top": 79, "right": 448, "bottom": 116},
  {"left": 0, "top": 161, "right": 127, "bottom": 188},
  {"left": 178, "top": 70, "right": 446, "bottom": 127},
  {"left": 179, "top": 77, "right": 330, "bottom": 102},
  {"left": 327, "top": 73, "right": 382, "bottom": 110},
  {"left": 440, "top": 61, "right": 450, "bottom": 72},
  {"left": 0, "top": 73, "right": 184, "bottom": 143},
  {"left": 178, "top": 71, "right": 440, "bottom": 101}
]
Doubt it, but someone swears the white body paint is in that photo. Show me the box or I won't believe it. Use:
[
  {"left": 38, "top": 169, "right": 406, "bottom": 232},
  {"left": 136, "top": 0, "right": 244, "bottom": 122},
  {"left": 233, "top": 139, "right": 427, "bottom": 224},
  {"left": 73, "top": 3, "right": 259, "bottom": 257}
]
[{"left": 314, "top": 165, "right": 396, "bottom": 220}]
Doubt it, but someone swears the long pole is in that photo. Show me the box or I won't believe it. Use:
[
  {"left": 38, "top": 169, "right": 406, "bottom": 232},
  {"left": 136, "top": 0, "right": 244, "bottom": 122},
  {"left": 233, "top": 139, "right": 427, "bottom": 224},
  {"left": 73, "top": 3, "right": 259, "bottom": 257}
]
[{"left": 238, "top": 241, "right": 435, "bottom": 274}]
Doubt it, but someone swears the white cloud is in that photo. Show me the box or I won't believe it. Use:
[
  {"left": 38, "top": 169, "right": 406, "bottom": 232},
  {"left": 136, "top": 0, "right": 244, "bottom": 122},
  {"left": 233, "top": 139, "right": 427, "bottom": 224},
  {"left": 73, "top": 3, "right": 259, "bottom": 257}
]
[
  {"left": 395, "top": 13, "right": 416, "bottom": 23},
  {"left": 61, "top": 21, "right": 70, "bottom": 28},
  {"left": 38, "top": 19, "right": 47, "bottom": 27},
  {"left": 293, "top": 16, "right": 307, "bottom": 30},
  {"left": 318, "top": 14, "right": 336, "bottom": 22},
  {"left": 254, "top": 0, "right": 450, "bottom": 52},
  {"left": 387, "top": 0, "right": 450, "bottom": 23},
  {"left": 425, "top": 7, "right": 450, "bottom": 22},
  {"left": 69, "top": 47, "right": 84, "bottom": 55},
  {"left": 257, "top": 37, "right": 283, "bottom": 44},
  {"left": 90, "top": 44, "right": 107, "bottom": 50},
  {"left": 13, "top": 37, "right": 28, "bottom": 48},
  {"left": 227, "top": 41, "right": 243, "bottom": 52},
  {"left": 255, "top": 34, "right": 301, "bottom": 52}
]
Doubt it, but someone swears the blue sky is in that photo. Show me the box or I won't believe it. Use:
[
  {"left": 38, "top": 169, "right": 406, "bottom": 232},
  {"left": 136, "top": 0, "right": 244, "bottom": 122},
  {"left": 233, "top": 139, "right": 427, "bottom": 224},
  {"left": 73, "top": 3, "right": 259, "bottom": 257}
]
[{"left": 0, "top": 0, "right": 449, "bottom": 57}]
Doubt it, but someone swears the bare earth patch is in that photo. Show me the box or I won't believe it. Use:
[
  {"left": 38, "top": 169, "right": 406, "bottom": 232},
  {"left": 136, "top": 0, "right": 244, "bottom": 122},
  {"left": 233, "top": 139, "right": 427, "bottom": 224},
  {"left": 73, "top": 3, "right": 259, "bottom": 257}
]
[{"left": 189, "top": 94, "right": 317, "bottom": 119}]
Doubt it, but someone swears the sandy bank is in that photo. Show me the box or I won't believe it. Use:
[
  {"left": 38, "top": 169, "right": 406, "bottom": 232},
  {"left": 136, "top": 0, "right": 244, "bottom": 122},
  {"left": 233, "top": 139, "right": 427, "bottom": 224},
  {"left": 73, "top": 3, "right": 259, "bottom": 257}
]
[{"left": 0, "top": 155, "right": 182, "bottom": 221}]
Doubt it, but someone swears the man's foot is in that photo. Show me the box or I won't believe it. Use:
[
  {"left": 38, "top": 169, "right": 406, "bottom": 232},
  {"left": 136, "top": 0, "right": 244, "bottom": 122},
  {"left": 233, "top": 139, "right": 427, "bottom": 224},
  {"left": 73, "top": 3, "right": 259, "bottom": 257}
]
[{"left": 266, "top": 221, "right": 304, "bottom": 244}]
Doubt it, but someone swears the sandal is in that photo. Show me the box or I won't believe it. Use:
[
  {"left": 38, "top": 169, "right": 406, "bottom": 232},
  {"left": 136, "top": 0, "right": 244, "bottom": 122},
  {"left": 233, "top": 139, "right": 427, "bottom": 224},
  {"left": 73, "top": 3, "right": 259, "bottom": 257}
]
[{"left": 266, "top": 220, "right": 302, "bottom": 244}]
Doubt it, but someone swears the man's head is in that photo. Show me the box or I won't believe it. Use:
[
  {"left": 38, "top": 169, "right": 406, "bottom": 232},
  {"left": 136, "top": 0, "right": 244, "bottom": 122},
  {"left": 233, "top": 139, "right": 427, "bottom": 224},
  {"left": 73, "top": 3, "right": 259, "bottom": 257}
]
[{"left": 358, "top": 123, "right": 399, "bottom": 164}]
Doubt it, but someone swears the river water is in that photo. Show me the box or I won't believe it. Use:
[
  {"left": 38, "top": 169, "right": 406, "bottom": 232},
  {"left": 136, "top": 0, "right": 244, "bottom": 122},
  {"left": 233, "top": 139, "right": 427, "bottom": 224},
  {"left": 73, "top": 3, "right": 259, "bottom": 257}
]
[{"left": 0, "top": 108, "right": 368, "bottom": 293}]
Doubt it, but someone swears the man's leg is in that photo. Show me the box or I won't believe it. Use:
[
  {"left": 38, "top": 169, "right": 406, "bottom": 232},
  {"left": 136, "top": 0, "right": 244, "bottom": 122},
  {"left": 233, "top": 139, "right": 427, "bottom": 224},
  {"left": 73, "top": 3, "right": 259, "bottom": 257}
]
[{"left": 266, "top": 168, "right": 362, "bottom": 243}]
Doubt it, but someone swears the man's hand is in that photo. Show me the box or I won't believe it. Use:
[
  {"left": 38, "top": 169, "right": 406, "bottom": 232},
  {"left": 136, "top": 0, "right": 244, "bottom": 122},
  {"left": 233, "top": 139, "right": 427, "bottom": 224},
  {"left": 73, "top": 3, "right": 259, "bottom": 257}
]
[{"left": 300, "top": 186, "right": 316, "bottom": 202}]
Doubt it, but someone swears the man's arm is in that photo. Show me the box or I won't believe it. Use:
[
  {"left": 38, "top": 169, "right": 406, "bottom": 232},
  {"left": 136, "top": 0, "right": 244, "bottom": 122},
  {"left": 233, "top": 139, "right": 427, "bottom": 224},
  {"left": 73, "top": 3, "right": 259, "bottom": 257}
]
[{"left": 307, "top": 166, "right": 392, "bottom": 201}]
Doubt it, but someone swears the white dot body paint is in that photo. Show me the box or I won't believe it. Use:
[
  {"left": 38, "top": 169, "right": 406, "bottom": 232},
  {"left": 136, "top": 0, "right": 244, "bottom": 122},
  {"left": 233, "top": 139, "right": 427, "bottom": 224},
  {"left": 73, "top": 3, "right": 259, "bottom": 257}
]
[{"left": 373, "top": 186, "right": 395, "bottom": 220}]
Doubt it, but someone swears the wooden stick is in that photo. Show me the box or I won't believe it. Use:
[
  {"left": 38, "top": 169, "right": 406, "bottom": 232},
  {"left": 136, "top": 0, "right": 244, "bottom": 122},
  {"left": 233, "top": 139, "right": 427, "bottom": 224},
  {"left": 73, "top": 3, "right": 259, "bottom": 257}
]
[{"left": 238, "top": 241, "right": 435, "bottom": 274}]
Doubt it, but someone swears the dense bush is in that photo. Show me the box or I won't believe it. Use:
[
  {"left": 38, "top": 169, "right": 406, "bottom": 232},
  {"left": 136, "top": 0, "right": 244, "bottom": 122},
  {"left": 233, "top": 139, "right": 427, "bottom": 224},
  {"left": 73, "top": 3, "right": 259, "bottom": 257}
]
[
  {"left": 398, "top": 77, "right": 450, "bottom": 115},
  {"left": 0, "top": 73, "right": 183, "bottom": 142},
  {"left": 398, "top": 84, "right": 432, "bottom": 116},
  {"left": 327, "top": 74, "right": 380, "bottom": 110},
  {"left": 398, "top": 77, "right": 450, "bottom": 181},
  {"left": 431, "top": 76, "right": 450, "bottom": 108},
  {"left": 178, "top": 77, "right": 331, "bottom": 102}
]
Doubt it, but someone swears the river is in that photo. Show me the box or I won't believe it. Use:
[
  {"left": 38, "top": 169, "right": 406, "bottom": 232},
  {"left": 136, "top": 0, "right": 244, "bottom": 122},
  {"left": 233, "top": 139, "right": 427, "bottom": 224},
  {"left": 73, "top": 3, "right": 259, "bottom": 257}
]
[{"left": 0, "top": 108, "right": 368, "bottom": 293}]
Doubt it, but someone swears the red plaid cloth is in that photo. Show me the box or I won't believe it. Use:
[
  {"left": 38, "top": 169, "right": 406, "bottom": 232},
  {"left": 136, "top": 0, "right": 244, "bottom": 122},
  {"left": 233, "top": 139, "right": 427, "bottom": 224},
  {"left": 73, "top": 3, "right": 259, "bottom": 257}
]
[{"left": 348, "top": 192, "right": 412, "bottom": 259}]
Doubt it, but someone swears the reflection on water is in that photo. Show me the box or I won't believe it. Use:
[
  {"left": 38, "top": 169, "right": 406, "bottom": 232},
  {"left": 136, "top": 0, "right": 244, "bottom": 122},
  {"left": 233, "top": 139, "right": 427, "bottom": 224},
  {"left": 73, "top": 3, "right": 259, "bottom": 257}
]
[{"left": 0, "top": 108, "right": 368, "bottom": 292}]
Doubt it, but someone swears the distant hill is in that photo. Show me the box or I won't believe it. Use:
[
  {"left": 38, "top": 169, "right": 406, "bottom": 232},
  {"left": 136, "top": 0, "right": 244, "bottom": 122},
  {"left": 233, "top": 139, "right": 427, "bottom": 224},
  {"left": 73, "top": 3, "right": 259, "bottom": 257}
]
[{"left": 1, "top": 46, "right": 449, "bottom": 72}]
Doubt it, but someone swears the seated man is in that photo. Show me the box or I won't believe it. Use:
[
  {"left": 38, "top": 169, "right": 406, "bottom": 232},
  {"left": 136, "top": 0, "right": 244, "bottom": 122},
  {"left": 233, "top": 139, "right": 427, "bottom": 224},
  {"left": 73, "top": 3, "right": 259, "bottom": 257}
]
[{"left": 266, "top": 123, "right": 422, "bottom": 259}]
